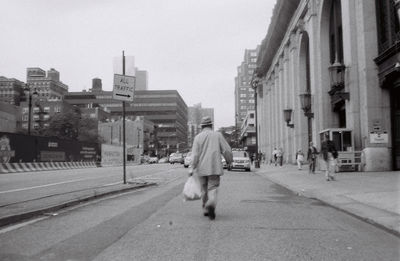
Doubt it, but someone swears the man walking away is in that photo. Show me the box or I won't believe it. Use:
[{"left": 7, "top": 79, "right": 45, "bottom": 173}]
[
  {"left": 307, "top": 142, "right": 318, "bottom": 174},
  {"left": 190, "top": 116, "right": 233, "bottom": 220},
  {"left": 320, "top": 133, "right": 338, "bottom": 181}
]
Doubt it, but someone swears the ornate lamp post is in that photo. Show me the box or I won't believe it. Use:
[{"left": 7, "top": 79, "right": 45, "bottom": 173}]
[
  {"left": 24, "top": 85, "right": 38, "bottom": 135},
  {"left": 250, "top": 76, "right": 260, "bottom": 168},
  {"left": 283, "top": 109, "right": 294, "bottom": 128},
  {"left": 299, "top": 92, "right": 313, "bottom": 143},
  {"left": 328, "top": 59, "right": 349, "bottom": 112}
]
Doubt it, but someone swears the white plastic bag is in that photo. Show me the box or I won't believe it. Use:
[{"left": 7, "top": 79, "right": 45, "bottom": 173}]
[{"left": 183, "top": 175, "right": 201, "bottom": 201}]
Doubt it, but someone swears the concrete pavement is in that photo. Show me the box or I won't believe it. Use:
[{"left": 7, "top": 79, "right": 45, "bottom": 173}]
[{"left": 255, "top": 163, "right": 400, "bottom": 236}]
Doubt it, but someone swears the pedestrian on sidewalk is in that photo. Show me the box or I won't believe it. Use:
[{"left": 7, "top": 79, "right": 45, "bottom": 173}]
[
  {"left": 190, "top": 116, "right": 233, "bottom": 220},
  {"left": 307, "top": 142, "right": 318, "bottom": 174},
  {"left": 272, "top": 148, "right": 278, "bottom": 166},
  {"left": 320, "top": 133, "right": 338, "bottom": 181},
  {"left": 277, "top": 148, "right": 283, "bottom": 167},
  {"left": 295, "top": 149, "right": 304, "bottom": 170}
]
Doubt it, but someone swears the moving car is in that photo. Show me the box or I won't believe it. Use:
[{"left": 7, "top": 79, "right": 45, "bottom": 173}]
[
  {"left": 184, "top": 152, "right": 192, "bottom": 168},
  {"left": 228, "top": 150, "right": 251, "bottom": 171},
  {"left": 169, "top": 153, "right": 184, "bottom": 164}
]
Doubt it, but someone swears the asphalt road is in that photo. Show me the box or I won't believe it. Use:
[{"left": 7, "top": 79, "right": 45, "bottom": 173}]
[
  {"left": 0, "top": 163, "right": 183, "bottom": 207},
  {"left": 0, "top": 168, "right": 399, "bottom": 261}
]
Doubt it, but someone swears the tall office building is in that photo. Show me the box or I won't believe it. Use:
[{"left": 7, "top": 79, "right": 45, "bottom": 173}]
[
  {"left": 234, "top": 47, "right": 259, "bottom": 129},
  {"left": 187, "top": 103, "right": 214, "bottom": 147},
  {"left": 135, "top": 69, "right": 148, "bottom": 91}
]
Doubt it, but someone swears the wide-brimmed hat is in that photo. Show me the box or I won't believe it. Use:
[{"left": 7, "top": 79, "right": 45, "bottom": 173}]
[{"left": 200, "top": 116, "right": 213, "bottom": 126}]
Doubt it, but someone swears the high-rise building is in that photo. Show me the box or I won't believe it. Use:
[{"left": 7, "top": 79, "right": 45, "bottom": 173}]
[
  {"left": 187, "top": 103, "right": 214, "bottom": 147},
  {"left": 235, "top": 47, "right": 260, "bottom": 129},
  {"left": 26, "top": 68, "right": 68, "bottom": 100},
  {"left": 135, "top": 69, "right": 148, "bottom": 91}
]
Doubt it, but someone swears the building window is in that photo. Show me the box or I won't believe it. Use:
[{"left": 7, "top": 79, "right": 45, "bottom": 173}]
[
  {"left": 329, "top": 0, "right": 344, "bottom": 63},
  {"left": 54, "top": 106, "right": 61, "bottom": 113},
  {"left": 44, "top": 106, "right": 50, "bottom": 113},
  {"left": 22, "top": 107, "right": 28, "bottom": 114},
  {"left": 376, "top": 0, "right": 400, "bottom": 53},
  {"left": 43, "top": 114, "right": 50, "bottom": 120},
  {"left": 249, "top": 100, "right": 255, "bottom": 104},
  {"left": 240, "top": 94, "right": 247, "bottom": 98},
  {"left": 250, "top": 113, "right": 254, "bottom": 118}
]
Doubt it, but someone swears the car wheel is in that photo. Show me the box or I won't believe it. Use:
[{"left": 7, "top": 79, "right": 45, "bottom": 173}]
[{"left": 246, "top": 168, "right": 251, "bottom": 172}]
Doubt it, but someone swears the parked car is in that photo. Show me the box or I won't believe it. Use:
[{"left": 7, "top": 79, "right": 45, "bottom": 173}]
[
  {"left": 184, "top": 152, "right": 192, "bottom": 168},
  {"left": 148, "top": 157, "right": 159, "bottom": 164},
  {"left": 228, "top": 150, "right": 251, "bottom": 171},
  {"left": 221, "top": 156, "right": 227, "bottom": 169},
  {"left": 169, "top": 153, "right": 184, "bottom": 164},
  {"left": 158, "top": 157, "right": 169, "bottom": 163}
]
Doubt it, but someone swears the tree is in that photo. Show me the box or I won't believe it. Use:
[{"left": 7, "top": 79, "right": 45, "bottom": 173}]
[
  {"left": 44, "top": 109, "right": 81, "bottom": 140},
  {"left": 77, "top": 116, "right": 101, "bottom": 143}
]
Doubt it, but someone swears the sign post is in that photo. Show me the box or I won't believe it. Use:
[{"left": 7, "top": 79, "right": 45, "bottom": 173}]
[{"left": 113, "top": 51, "right": 135, "bottom": 184}]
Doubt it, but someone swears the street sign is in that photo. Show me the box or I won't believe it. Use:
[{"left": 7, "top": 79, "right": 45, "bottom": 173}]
[{"left": 113, "top": 74, "right": 135, "bottom": 102}]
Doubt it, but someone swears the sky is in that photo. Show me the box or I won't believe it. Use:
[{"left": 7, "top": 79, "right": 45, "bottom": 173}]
[{"left": 0, "top": 0, "right": 274, "bottom": 129}]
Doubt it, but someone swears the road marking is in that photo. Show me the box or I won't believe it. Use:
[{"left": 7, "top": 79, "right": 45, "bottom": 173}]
[
  {"left": 0, "top": 217, "right": 48, "bottom": 234},
  {"left": 0, "top": 177, "right": 102, "bottom": 194}
]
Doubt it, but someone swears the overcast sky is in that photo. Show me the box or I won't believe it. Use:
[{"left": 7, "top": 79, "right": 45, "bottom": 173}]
[{"left": 0, "top": 0, "right": 274, "bottom": 129}]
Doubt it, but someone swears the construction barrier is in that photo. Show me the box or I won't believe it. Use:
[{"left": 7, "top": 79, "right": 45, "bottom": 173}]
[{"left": 0, "top": 162, "right": 98, "bottom": 174}]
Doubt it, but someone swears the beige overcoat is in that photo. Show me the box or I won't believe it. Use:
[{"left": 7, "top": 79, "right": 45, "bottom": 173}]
[{"left": 191, "top": 127, "right": 233, "bottom": 176}]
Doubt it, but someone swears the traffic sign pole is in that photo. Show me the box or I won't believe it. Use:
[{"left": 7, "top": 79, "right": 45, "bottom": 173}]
[{"left": 122, "top": 51, "right": 126, "bottom": 184}]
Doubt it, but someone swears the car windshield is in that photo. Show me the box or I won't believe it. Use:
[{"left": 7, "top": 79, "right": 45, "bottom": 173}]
[{"left": 232, "top": 151, "right": 248, "bottom": 158}]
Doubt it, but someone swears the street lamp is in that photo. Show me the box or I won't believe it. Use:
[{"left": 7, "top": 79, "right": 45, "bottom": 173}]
[
  {"left": 299, "top": 93, "right": 314, "bottom": 118},
  {"left": 328, "top": 59, "right": 349, "bottom": 105},
  {"left": 24, "top": 84, "right": 38, "bottom": 135},
  {"left": 299, "top": 93, "right": 313, "bottom": 143},
  {"left": 283, "top": 109, "right": 294, "bottom": 128},
  {"left": 250, "top": 76, "right": 260, "bottom": 168}
]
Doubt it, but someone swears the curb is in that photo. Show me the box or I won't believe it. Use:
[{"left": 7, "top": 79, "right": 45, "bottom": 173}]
[
  {"left": 254, "top": 169, "right": 400, "bottom": 238},
  {"left": 0, "top": 182, "right": 156, "bottom": 228}
]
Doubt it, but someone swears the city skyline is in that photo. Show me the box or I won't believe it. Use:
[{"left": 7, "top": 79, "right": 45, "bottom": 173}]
[{"left": 0, "top": 0, "right": 275, "bottom": 129}]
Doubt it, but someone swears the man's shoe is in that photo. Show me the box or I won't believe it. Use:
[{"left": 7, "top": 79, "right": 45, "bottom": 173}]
[{"left": 207, "top": 206, "right": 215, "bottom": 220}]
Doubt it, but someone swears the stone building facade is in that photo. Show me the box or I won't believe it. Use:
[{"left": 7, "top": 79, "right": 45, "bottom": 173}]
[{"left": 255, "top": 0, "right": 397, "bottom": 171}]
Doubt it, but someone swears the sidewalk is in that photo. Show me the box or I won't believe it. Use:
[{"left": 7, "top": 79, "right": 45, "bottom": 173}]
[{"left": 255, "top": 163, "right": 400, "bottom": 236}]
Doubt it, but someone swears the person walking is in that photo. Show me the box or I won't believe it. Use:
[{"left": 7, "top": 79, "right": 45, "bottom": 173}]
[
  {"left": 277, "top": 148, "right": 283, "bottom": 167},
  {"left": 295, "top": 149, "right": 304, "bottom": 170},
  {"left": 320, "top": 133, "right": 338, "bottom": 181},
  {"left": 189, "top": 116, "right": 233, "bottom": 220},
  {"left": 307, "top": 142, "right": 318, "bottom": 174},
  {"left": 272, "top": 148, "right": 278, "bottom": 166}
]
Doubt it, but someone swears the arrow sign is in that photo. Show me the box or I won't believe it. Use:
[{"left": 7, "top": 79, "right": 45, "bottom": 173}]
[
  {"left": 113, "top": 74, "right": 135, "bottom": 102},
  {"left": 115, "top": 93, "right": 131, "bottom": 98}
]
